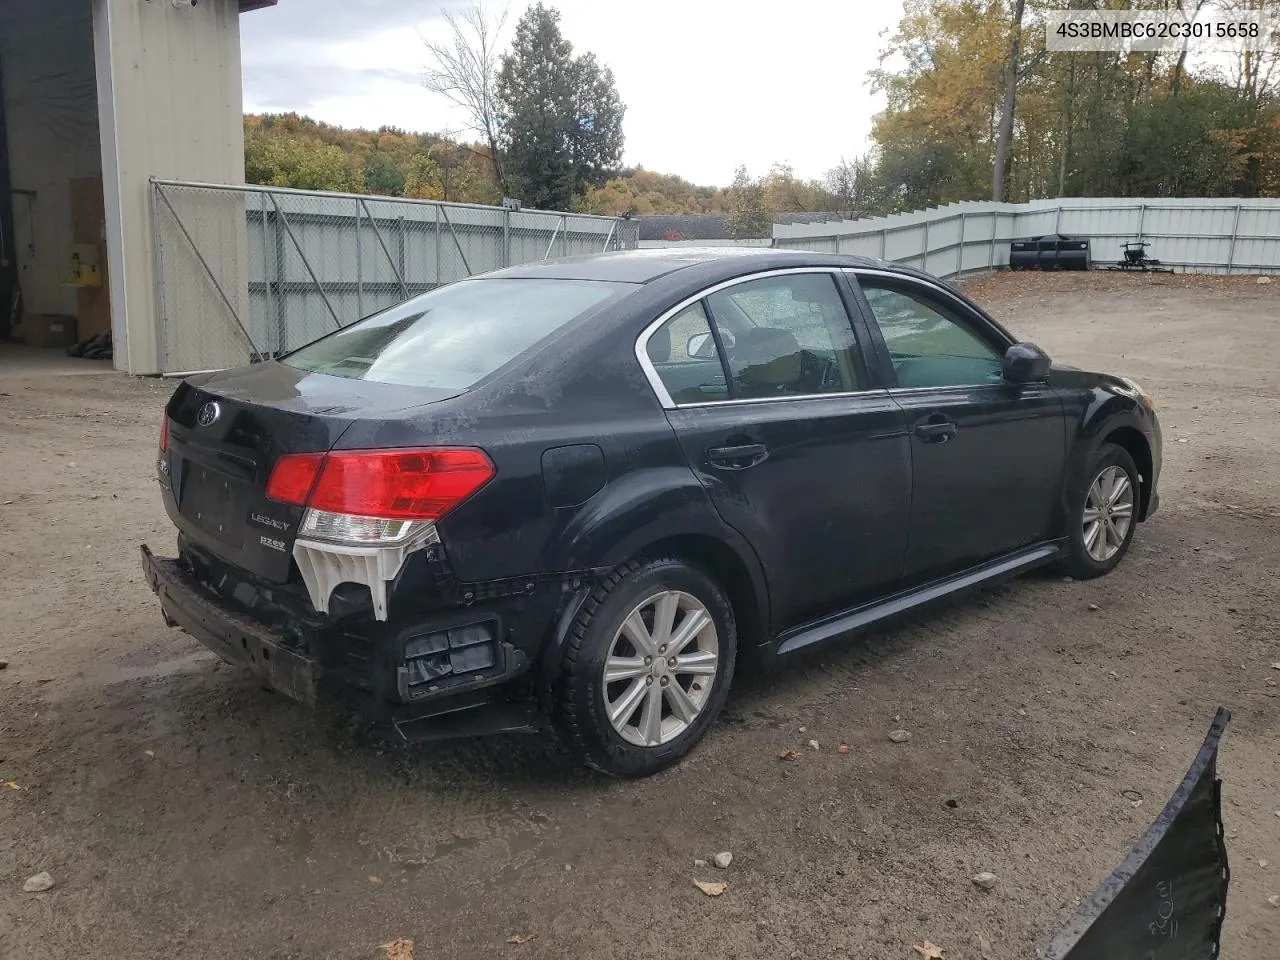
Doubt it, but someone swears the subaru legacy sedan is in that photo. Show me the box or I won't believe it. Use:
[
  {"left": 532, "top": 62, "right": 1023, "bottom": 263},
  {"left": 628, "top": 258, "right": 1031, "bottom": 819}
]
[{"left": 142, "top": 249, "right": 1161, "bottom": 776}]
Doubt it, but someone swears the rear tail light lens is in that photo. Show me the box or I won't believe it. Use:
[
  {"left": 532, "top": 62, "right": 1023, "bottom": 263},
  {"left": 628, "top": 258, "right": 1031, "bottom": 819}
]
[
  {"left": 306, "top": 449, "right": 494, "bottom": 520},
  {"left": 160, "top": 415, "right": 170, "bottom": 452},
  {"left": 267, "top": 448, "right": 494, "bottom": 542},
  {"left": 265, "top": 452, "right": 324, "bottom": 506}
]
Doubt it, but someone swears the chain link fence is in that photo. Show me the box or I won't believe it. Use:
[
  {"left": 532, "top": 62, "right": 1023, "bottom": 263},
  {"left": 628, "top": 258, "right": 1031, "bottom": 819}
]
[{"left": 151, "top": 179, "right": 640, "bottom": 374}]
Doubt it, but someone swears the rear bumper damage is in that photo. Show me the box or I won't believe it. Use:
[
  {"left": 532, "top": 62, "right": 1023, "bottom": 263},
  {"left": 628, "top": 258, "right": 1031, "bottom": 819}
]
[
  {"left": 142, "top": 545, "right": 318, "bottom": 704},
  {"left": 139, "top": 544, "right": 545, "bottom": 740}
]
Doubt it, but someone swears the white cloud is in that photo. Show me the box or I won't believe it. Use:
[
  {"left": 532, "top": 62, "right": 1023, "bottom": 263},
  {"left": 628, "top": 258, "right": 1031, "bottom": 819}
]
[{"left": 241, "top": 0, "right": 904, "bottom": 186}]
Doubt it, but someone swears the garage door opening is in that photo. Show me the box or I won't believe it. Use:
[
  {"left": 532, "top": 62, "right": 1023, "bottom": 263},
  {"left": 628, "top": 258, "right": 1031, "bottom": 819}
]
[{"left": 0, "top": 0, "right": 115, "bottom": 372}]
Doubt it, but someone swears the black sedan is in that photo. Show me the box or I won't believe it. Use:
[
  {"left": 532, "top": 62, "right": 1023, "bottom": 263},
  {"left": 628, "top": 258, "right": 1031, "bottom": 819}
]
[{"left": 142, "top": 249, "right": 1161, "bottom": 776}]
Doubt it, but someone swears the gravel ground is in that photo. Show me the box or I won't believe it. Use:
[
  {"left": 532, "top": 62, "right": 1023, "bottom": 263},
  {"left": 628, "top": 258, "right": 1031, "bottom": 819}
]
[{"left": 1, "top": 271, "right": 1278, "bottom": 960}]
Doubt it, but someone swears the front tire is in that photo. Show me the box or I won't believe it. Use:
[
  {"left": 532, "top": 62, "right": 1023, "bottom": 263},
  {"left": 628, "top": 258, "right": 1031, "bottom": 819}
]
[
  {"left": 551, "top": 557, "right": 737, "bottom": 777},
  {"left": 1060, "top": 443, "right": 1140, "bottom": 579}
]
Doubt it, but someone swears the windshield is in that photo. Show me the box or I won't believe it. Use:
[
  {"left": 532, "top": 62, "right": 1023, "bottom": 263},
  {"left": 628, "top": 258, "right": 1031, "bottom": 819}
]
[{"left": 282, "top": 278, "right": 634, "bottom": 389}]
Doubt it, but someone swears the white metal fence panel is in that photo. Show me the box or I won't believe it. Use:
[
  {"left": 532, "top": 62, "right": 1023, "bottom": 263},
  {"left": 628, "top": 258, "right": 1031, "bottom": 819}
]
[
  {"left": 774, "top": 197, "right": 1280, "bottom": 280},
  {"left": 151, "top": 180, "right": 638, "bottom": 374}
]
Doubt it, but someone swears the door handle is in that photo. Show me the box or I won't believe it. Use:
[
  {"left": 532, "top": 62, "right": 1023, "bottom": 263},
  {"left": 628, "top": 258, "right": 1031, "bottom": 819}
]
[
  {"left": 706, "top": 443, "right": 769, "bottom": 470},
  {"left": 913, "top": 414, "right": 958, "bottom": 444}
]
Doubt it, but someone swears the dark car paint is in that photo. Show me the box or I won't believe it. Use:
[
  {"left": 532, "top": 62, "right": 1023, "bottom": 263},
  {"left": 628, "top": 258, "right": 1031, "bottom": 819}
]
[
  {"left": 666, "top": 392, "right": 913, "bottom": 626},
  {"left": 149, "top": 249, "right": 1161, "bottom": 735}
]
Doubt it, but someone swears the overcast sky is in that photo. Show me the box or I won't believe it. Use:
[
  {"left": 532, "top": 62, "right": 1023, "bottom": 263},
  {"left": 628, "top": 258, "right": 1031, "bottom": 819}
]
[{"left": 240, "top": 0, "right": 905, "bottom": 187}]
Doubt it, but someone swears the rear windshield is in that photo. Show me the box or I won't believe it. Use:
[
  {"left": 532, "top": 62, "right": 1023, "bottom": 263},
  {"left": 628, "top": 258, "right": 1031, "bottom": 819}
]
[{"left": 282, "top": 278, "right": 633, "bottom": 389}]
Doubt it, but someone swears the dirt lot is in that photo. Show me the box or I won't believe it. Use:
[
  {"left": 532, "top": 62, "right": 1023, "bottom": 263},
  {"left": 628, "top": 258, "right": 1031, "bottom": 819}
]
[{"left": 2, "top": 272, "right": 1278, "bottom": 960}]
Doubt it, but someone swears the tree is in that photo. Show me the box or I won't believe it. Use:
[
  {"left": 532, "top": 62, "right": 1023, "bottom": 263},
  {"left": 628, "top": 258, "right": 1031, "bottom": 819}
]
[
  {"left": 991, "top": 0, "right": 1050, "bottom": 201},
  {"left": 495, "top": 3, "right": 625, "bottom": 210},
  {"left": 404, "top": 152, "right": 444, "bottom": 200},
  {"left": 422, "top": 2, "right": 509, "bottom": 192},
  {"left": 824, "top": 155, "right": 881, "bottom": 215},
  {"left": 364, "top": 152, "right": 407, "bottom": 196},
  {"left": 244, "top": 133, "right": 364, "bottom": 192},
  {"left": 727, "top": 166, "right": 770, "bottom": 239},
  {"left": 864, "top": 0, "right": 1280, "bottom": 204}
]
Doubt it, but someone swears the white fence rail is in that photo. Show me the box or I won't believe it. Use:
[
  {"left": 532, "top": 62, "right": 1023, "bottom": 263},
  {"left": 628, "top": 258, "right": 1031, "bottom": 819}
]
[
  {"left": 150, "top": 180, "right": 640, "bottom": 374},
  {"left": 772, "top": 197, "right": 1280, "bottom": 279}
]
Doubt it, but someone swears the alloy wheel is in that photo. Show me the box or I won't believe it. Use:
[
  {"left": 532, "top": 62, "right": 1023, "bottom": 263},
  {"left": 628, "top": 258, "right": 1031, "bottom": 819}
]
[
  {"left": 601, "top": 590, "right": 720, "bottom": 747},
  {"left": 1083, "top": 464, "right": 1135, "bottom": 562}
]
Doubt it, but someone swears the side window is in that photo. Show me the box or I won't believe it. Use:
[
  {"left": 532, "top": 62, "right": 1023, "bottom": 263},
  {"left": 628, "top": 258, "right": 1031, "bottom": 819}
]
[
  {"left": 644, "top": 302, "right": 729, "bottom": 405},
  {"left": 858, "top": 280, "right": 1005, "bottom": 389},
  {"left": 706, "top": 273, "right": 861, "bottom": 400}
]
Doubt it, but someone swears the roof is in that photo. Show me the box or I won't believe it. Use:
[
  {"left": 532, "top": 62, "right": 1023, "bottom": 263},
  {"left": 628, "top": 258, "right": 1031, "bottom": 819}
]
[
  {"left": 239, "top": 0, "right": 278, "bottom": 11},
  {"left": 773, "top": 211, "right": 865, "bottom": 225},
  {"left": 635, "top": 215, "right": 732, "bottom": 241},
  {"left": 635, "top": 211, "right": 865, "bottom": 241},
  {"left": 482, "top": 247, "right": 897, "bottom": 284}
]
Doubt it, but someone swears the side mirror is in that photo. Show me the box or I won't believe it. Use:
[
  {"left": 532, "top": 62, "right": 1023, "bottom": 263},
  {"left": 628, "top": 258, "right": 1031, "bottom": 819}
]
[
  {"left": 1003, "top": 342, "right": 1051, "bottom": 383},
  {"left": 687, "top": 329, "right": 733, "bottom": 359},
  {"left": 687, "top": 332, "right": 714, "bottom": 359}
]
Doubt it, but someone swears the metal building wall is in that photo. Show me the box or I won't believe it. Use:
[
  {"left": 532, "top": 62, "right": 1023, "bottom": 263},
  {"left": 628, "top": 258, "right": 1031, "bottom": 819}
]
[{"left": 93, "top": 0, "right": 248, "bottom": 375}]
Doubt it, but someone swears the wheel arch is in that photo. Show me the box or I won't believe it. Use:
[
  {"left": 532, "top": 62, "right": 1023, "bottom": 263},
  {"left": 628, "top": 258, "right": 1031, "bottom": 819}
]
[
  {"left": 1100, "top": 425, "right": 1154, "bottom": 520},
  {"left": 535, "top": 485, "right": 771, "bottom": 707},
  {"left": 630, "top": 532, "right": 768, "bottom": 655}
]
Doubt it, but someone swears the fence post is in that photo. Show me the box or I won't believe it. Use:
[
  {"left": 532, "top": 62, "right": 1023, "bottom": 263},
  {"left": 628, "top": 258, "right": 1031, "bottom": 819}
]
[
  {"left": 150, "top": 181, "right": 167, "bottom": 370},
  {"left": 359, "top": 198, "right": 407, "bottom": 298},
  {"left": 435, "top": 205, "right": 442, "bottom": 285},
  {"left": 1054, "top": 205, "right": 1063, "bottom": 234},
  {"left": 503, "top": 207, "right": 511, "bottom": 267},
  {"left": 397, "top": 216, "right": 407, "bottom": 287},
  {"left": 257, "top": 193, "right": 273, "bottom": 354},
  {"left": 922, "top": 219, "right": 930, "bottom": 273},
  {"left": 272, "top": 192, "right": 286, "bottom": 351},
  {"left": 879, "top": 227, "right": 887, "bottom": 260},
  {"left": 956, "top": 213, "right": 966, "bottom": 276},
  {"left": 1225, "top": 203, "right": 1243, "bottom": 274},
  {"left": 267, "top": 192, "right": 340, "bottom": 330},
  {"left": 560, "top": 215, "right": 567, "bottom": 258},
  {"left": 1136, "top": 203, "right": 1147, "bottom": 242},
  {"left": 989, "top": 213, "right": 998, "bottom": 269},
  {"left": 355, "top": 198, "right": 364, "bottom": 319}
]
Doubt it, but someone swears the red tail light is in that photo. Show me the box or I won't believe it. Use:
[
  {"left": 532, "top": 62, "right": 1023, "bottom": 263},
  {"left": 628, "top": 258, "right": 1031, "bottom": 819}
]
[
  {"left": 265, "top": 452, "right": 324, "bottom": 506},
  {"left": 160, "top": 415, "right": 170, "bottom": 452},
  {"left": 267, "top": 448, "right": 495, "bottom": 521}
]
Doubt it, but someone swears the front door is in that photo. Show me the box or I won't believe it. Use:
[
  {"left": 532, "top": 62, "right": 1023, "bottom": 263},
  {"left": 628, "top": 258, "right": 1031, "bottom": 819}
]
[
  {"left": 641, "top": 269, "right": 911, "bottom": 630},
  {"left": 850, "top": 272, "right": 1068, "bottom": 580}
]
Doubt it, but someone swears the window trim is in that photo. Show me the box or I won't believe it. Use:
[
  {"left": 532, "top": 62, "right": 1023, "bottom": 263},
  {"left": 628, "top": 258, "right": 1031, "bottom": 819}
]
[
  {"left": 847, "top": 268, "right": 1015, "bottom": 394},
  {"left": 635, "top": 267, "right": 871, "bottom": 410}
]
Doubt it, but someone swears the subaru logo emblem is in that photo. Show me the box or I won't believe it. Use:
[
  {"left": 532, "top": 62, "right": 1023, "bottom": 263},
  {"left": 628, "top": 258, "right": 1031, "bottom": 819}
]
[{"left": 196, "top": 401, "right": 221, "bottom": 427}]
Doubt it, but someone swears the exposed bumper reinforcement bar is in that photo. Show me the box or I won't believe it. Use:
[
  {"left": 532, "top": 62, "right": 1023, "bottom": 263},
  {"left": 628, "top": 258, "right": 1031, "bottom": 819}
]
[{"left": 140, "top": 545, "right": 318, "bottom": 706}]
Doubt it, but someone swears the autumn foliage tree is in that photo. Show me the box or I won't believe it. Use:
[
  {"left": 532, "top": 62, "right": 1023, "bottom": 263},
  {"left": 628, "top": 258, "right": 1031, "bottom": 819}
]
[
  {"left": 727, "top": 166, "right": 771, "bottom": 238},
  {"left": 866, "top": 0, "right": 1280, "bottom": 207}
]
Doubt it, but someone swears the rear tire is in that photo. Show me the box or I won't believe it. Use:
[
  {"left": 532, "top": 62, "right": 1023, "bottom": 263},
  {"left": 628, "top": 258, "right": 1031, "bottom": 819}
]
[
  {"left": 1059, "top": 443, "right": 1140, "bottom": 580},
  {"left": 551, "top": 557, "right": 736, "bottom": 777}
]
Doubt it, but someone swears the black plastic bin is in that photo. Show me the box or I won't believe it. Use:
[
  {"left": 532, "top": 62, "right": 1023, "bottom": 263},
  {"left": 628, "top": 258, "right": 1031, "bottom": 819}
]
[{"left": 1009, "top": 234, "right": 1090, "bottom": 271}]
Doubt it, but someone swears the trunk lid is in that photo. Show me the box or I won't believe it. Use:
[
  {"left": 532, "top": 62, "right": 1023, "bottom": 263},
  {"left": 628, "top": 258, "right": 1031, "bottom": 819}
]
[{"left": 164, "top": 362, "right": 460, "bottom": 582}]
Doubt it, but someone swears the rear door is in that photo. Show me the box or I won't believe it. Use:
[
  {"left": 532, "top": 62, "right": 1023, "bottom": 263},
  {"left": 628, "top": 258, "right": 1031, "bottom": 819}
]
[
  {"left": 846, "top": 270, "right": 1067, "bottom": 579},
  {"left": 639, "top": 268, "right": 911, "bottom": 631}
]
